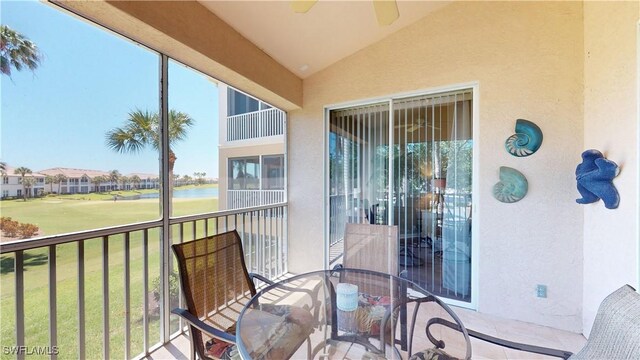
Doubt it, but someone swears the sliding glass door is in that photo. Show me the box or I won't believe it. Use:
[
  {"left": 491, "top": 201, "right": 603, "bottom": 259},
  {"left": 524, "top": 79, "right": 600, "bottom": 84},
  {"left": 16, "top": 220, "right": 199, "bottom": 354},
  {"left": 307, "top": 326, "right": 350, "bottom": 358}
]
[{"left": 327, "top": 89, "right": 473, "bottom": 302}]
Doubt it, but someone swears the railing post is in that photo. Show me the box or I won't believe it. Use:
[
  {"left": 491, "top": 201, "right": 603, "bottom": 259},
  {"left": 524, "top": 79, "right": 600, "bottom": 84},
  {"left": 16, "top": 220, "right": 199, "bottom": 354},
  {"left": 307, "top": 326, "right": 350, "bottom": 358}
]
[
  {"left": 124, "top": 233, "right": 131, "bottom": 359},
  {"left": 48, "top": 245, "right": 58, "bottom": 360},
  {"left": 142, "top": 229, "right": 149, "bottom": 354},
  {"left": 77, "top": 242, "right": 85, "bottom": 360},
  {"left": 15, "top": 250, "right": 25, "bottom": 360},
  {"left": 102, "top": 236, "right": 110, "bottom": 360}
]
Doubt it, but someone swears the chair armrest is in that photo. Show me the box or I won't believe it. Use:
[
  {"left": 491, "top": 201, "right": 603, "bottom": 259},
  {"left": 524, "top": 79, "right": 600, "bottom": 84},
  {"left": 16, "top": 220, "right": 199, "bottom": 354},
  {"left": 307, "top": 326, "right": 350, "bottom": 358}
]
[
  {"left": 248, "top": 272, "right": 275, "bottom": 286},
  {"left": 249, "top": 273, "right": 317, "bottom": 298},
  {"left": 172, "top": 308, "right": 236, "bottom": 343},
  {"left": 425, "top": 318, "right": 573, "bottom": 360}
]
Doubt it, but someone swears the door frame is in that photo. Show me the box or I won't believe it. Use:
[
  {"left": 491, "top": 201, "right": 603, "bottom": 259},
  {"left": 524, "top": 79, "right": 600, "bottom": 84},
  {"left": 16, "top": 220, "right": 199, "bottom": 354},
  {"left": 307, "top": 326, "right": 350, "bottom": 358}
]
[{"left": 323, "top": 81, "right": 480, "bottom": 310}]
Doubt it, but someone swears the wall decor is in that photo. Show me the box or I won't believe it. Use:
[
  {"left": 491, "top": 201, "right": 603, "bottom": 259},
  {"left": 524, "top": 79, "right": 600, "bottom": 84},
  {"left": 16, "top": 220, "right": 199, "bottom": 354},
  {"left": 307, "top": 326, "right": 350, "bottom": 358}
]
[
  {"left": 576, "top": 149, "right": 620, "bottom": 209},
  {"left": 505, "top": 119, "right": 543, "bottom": 157},
  {"left": 493, "top": 166, "right": 528, "bottom": 203}
]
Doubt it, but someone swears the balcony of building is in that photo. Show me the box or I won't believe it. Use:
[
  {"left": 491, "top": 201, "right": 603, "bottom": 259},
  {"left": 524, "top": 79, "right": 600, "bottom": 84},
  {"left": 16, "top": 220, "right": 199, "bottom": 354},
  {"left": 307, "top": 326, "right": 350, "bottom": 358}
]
[{"left": 226, "top": 108, "right": 285, "bottom": 143}]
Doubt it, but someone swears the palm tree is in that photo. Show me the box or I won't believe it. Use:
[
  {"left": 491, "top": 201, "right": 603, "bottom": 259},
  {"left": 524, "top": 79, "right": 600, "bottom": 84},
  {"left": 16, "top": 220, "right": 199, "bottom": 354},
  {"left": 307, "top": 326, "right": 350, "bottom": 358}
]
[
  {"left": 106, "top": 109, "right": 194, "bottom": 198},
  {"left": 45, "top": 175, "right": 54, "bottom": 193},
  {"left": 13, "top": 166, "right": 32, "bottom": 201},
  {"left": 93, "top": 175, "right": 106, "bottom": 193},
  {"left": 1, "top": 25, "right": 43, "bottom": 77},
  {"left": 108, "top": 170, "right": 121, "bottom": 191},
  {"left": 120, "top": 176, "right": 129, "bottom": 191},
  {"left": 181, "top": 174, "right": 192, "bottom": 185},
  {"left": 23, "top": 176, "right": 36, "bottom": 199},
  {"left": 54, "top": 173, "right": 67, "bottom": 194},
  {"left": 130, "top": 175, "right": 141, "bottom": 190},
  {"left": 90, "top": 176, "right": 100, "bottom": 193}
]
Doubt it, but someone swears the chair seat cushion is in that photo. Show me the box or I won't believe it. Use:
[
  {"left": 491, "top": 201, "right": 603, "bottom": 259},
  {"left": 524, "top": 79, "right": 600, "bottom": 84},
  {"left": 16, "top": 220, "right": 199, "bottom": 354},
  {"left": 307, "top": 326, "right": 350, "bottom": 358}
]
[
  {"left": 241, "top": 304, "right": 315, "bottom": 359},
  {"left": 355, "top": 293, "right": 396, "bottom": 337},
  {"left": 409, "top": 347, "right": 460, "bottom": 360},
  {"left": 205, "top": 338, "right": 238, "bottom": 360}
]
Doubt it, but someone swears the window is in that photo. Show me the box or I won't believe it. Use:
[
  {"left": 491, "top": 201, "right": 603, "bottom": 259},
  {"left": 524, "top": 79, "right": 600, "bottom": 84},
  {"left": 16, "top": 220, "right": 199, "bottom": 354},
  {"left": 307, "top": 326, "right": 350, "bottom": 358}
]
[
  {"left": 227, "top": 88, "right": 259, "bottom": 116},
  {"left": 262, "top": 155, "right": 284, "bottom": 190},
  {"left": 229, "top": 157, "right": 260, "bottom": 190},
  {"left": 2, "top": 177, "right": 8, "bottom": 184},
  {"left": 168, "top": 60, "right": 219, "bottom": 217},
  {"left": 1, "top": 0, "right": 159, "bottom": 237}
]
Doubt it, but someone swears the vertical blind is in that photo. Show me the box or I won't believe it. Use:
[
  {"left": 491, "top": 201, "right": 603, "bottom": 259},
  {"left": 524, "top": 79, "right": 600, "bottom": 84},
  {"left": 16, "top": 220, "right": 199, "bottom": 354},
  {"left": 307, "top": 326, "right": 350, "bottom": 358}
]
[{"left": 328, "top": 88, "right": 473, "bottom": 302}]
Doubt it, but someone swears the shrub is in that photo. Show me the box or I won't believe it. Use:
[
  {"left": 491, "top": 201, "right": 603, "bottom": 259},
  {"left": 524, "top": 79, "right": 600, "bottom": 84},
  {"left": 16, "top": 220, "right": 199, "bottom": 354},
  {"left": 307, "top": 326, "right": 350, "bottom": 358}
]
[
  {"left": 0, "top": 217, "right": 13, "bottom": 229},
  {"left": 1, "top": 217, "right": 19, "bottom": 237},
  {"left": 150, "top": 271, "right": 181, "bottom": 314},
  {"left": 18, "top": 223, "right": 39, "bottom": 239}
]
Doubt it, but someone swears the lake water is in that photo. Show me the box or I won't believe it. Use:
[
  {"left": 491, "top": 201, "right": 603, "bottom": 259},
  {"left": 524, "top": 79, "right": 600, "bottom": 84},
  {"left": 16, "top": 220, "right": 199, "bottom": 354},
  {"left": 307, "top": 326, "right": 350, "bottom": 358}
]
[{"left": 136, "top": 187, "right": 218, "bottom": 199}]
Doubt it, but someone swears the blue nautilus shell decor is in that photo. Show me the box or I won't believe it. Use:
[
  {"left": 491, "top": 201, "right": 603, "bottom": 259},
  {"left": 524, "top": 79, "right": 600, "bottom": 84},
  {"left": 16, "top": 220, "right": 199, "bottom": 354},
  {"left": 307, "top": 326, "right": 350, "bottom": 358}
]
[
  {"left": 576, "top": 149, "right": 620, "bottom": 209},
  {"left": 505, "top": 119, "right": 543, "bottom": 157},
  {"left": 493, "top": 166, "right": 528, "bottom": 203}
]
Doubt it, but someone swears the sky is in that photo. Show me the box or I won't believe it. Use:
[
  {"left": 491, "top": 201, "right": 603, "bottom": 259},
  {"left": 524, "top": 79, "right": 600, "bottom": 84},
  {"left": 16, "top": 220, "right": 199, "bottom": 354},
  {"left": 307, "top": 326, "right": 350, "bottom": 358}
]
[{"left": 1, "top": 0, "right": 220, "bottom": 178}]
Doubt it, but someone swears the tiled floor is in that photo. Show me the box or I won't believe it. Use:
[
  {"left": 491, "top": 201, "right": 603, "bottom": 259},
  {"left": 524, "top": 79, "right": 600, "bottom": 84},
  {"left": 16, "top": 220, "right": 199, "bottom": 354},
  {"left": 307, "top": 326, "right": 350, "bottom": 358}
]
[{"left": 145, "top": 306, "right": 586, "bottom": 359}]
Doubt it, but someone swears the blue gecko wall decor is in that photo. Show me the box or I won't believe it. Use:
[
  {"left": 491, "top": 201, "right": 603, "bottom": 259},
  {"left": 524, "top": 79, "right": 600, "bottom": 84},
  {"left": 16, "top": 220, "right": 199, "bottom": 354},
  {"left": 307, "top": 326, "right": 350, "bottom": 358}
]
[{"left": 575, "top": 149, "right": 620, "bottom": 209}]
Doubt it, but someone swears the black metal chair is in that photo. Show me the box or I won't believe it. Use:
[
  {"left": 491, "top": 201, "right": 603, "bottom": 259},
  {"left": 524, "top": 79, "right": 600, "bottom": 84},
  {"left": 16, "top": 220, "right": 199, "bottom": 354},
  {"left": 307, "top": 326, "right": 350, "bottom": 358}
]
[
  {"left": 409, "top": 285, "right": 640, "bottom": 360},
  {"left": 171, "top": 230, "right": 315, "bottom": 360}
]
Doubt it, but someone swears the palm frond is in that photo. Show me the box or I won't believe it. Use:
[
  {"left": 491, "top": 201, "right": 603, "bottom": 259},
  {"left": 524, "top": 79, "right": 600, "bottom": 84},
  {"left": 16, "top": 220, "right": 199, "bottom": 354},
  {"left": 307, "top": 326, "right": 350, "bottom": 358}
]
[
  {"left": 168, "top": 110, "right": 194, "bottom": 146},
  {"left": 106, "top": 109, "right": 156, "bottom": 153},
  {"left": 1, "top": 25, "right": 42, "bottom": 77}
]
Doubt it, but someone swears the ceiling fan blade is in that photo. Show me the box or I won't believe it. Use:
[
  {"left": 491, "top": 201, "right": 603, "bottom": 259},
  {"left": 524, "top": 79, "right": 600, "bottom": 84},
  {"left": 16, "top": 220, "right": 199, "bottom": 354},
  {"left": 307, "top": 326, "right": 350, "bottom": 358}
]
[
  {"left": 291, "top": 0, "right": 318, "bottom": 13},
  {"left": 373, "top": 0, "right": 399, "bottom": 26}
]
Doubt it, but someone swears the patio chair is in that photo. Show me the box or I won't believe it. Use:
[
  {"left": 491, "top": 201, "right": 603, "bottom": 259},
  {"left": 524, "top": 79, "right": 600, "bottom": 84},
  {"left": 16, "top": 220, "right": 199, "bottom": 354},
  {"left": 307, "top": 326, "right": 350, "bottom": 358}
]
[
  {"left": 409, "top": 284, "right": 640, "bottom": 360},
  {"left": 171, "top": 230, "right": 315, "bottom": 360},
  {"left": 341, "top": 223, "right": 399, "bottom": 275},
  {"left": 334, "top": 223, "right": 410, "bottom": 351}
]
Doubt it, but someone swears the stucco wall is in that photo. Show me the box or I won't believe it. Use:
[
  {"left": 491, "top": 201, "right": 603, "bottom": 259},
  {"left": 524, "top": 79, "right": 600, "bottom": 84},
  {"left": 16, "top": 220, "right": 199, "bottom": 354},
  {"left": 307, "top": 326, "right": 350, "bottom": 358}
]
[
  {"left": 289, "top": 1, "right": 585, "bottom": 331},
  {"left": 582, "top": 1, "right": 640, "bottom": 336}
]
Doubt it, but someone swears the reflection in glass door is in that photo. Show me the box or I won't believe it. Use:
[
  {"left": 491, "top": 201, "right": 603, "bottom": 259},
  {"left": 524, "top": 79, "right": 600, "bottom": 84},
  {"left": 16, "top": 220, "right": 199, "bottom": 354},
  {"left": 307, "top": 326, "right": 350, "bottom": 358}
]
[{"left": 327, "top": 89, "right": 473, "bottom": 302}]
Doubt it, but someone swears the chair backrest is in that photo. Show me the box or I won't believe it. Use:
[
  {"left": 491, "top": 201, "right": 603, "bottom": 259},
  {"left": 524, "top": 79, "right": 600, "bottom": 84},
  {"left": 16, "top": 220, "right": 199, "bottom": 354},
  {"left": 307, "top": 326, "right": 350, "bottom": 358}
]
[
  {"left": 343, "top": 223, "right": 398, "bottom": 275},
  {"left": 172, "top": 230, "right": 255, "bottom": 358},
  {"left": 570, "top": 285, "right": 640, "bottom": 359}
]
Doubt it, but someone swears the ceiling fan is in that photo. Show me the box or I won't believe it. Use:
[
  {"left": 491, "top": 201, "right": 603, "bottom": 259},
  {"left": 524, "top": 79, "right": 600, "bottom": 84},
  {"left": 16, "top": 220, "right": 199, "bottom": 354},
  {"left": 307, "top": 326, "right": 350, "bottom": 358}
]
[
  {"left": 394, "top": 118, "right": 439, "bottom": 132},
  {"left": 291, "top": 0, "right": 399, "bottom": 26}
]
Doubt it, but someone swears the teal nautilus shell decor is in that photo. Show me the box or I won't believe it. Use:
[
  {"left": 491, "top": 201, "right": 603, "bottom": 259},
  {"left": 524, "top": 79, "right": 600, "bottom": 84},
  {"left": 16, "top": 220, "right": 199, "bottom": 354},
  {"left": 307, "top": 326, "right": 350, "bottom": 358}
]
[
  {"left": 505, "top": 119, "right": 543, "bottom": 157},
  {"left": 493, "top": 166, "right": 528, "bottom": 203}
]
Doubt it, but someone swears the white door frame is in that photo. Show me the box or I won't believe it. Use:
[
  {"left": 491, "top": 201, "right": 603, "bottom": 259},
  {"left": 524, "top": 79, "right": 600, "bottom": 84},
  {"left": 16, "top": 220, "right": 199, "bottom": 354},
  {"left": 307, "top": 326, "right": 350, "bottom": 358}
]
[{"left": 322, "top": 81, "right": 480, "bottom": 310}]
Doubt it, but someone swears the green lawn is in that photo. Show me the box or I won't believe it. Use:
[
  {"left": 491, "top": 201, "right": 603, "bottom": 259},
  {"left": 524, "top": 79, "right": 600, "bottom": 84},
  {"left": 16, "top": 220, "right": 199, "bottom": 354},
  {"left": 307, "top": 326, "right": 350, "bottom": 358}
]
[{"left": 0, "top": 187, "right": 219, "bottom": 359}]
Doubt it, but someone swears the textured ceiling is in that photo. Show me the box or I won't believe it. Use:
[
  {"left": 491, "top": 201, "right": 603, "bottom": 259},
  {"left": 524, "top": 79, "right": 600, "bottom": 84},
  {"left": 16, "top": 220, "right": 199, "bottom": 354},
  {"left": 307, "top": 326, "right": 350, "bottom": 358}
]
[{"left": 198, "top": 1, "right": 449, "bottom": 78}]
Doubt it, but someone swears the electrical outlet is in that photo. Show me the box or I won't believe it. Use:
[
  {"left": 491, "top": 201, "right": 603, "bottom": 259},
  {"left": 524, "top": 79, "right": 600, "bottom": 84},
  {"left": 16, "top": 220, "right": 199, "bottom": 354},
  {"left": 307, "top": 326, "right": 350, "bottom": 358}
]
[{"left": 536, "top": 284, "right": 547, "bottom": 298}]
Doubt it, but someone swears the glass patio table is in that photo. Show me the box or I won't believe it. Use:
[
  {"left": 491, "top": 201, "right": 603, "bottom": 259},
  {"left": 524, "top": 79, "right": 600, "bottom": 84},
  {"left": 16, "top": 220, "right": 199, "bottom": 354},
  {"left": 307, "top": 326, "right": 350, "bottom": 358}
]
[{"left": 236, "top": 268, "right": 471, "bottom": 360}]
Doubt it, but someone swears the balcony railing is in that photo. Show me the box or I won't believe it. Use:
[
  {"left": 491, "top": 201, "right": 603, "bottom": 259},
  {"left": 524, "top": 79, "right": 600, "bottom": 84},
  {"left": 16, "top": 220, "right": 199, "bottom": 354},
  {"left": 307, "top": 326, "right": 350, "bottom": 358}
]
[
  {"left": 0, "top": 203, "right": 288, "bottom": 360},
  {"left": 227, "top": 189, "right": 285, "bottom": 210},
  {"left": 226, "top": 108, "right": 285, "bottom": 142}
]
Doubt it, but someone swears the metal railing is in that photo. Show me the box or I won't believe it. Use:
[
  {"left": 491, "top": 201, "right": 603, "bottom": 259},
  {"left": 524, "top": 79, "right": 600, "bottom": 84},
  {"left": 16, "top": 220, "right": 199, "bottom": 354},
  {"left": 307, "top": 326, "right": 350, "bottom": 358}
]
[
  {"left": 0, "top": 203, "right": 288, "bottom": 360},
  {"left": 226, "top": 108, "right": 285, "bottom": 142},
  {"left": 227, "top": 189, "right": 285, "bottom": 210}
]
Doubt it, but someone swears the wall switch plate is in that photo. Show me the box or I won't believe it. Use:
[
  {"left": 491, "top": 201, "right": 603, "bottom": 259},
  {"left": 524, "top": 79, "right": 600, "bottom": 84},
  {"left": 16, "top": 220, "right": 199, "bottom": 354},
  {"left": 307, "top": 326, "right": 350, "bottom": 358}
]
[{"left": 536, "top": 284, "right": 547, "bottom": 298}]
